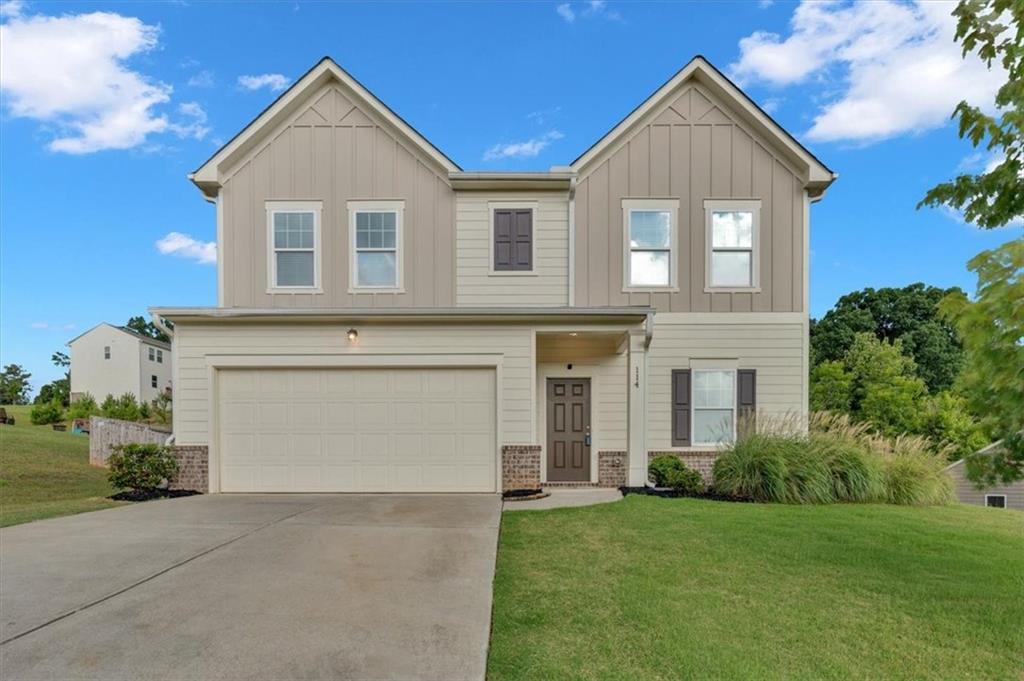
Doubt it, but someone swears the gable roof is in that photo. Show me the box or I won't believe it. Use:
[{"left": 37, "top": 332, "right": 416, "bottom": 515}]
[
  {"left": 67, "top": 322, "right": 171, "bottom": 350},
  {"left": 569, "top": 55, "right": 835, "bottom": 194},
  {"left": 190, "top": 57, "right": 461, "bottom": 198}
]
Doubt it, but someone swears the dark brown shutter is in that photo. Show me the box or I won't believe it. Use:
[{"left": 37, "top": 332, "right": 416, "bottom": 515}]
[
  {"left": 494, "top": 209, "right": 532, "bottom": 271},
  {"left": 737, "top": 369, "right": 757, "bottom": 438},
  {"left": 671, "top": 369, "right": 691, "bottom": 446}
]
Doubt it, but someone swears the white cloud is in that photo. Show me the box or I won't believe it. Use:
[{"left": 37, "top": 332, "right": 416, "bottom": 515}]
[
  {"left": 761, "top": 97, "right": 782, "bottom": 114},
  {"left": 187, "top": 69, "right": 214, "bottom": 88},
  {"left": 168, "top": 101, "right": 210, "bottom": 140},
  {"left": 0, "top": 10, "right": 172, "bottom": 153},
  {"left": 729, "top": 0, "right": 1005, "bottom": 143},
  {"left": 237, "top": 73, "right": 289, "bottom": 92},
  {"left": 30, "top": 322, "right": 76, "bottom": 331},
  {"left": 483, "top": 130, "right": 564, "bottom": 161},
  {"left": 0, "top": 0, "right": 24, "bottom": 18},
  {"left": 0, "top": 7, "right": 211, "bottom": 154},
  {"left": 156, "top": 232, "right": 216, "bottom": 265},
  {"left": 556, "top": 1, "right": 620, "bottom": 23},
  {"left": 758, "top": 0, "right": 774, "bottom": 7}
]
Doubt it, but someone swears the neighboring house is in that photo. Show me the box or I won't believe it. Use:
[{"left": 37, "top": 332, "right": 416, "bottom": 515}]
[
  {"left": 152, "top": 55, "right": 835, "bottom": 494},
  {"left": 68, "top": 323, "right": 172, "bottom": 404},
  {"left": 947, "top": 442, "right": 1024, "bottom": 511}
]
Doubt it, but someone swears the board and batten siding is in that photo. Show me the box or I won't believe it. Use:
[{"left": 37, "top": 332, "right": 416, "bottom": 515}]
[
  {"left": 456, "top": 192, "right": 569, "bottom": 307},
  {"left": 948, "top": 460, "right": 1024, "bottom": 510},
  {"left": 220, "top": 84, "right": 456, "bottom": 309},
  {"left": 574, "top": 84, "right": 806, "bottom": 313},
  {"left": 172, "top": 323, "right": 534, "bottom": 446},
  {"left": 646, "top": 317, "right": 806, "bottom": 450}
]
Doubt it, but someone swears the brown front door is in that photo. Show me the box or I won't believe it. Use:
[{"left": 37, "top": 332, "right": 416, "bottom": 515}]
[{"left": 546, "top": 378, "right": 591, "bottom": 482}]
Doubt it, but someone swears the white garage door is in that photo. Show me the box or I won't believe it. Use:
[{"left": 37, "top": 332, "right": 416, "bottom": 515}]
[{"left": 218, "top": 367, "right": 496, "bottom": 492}]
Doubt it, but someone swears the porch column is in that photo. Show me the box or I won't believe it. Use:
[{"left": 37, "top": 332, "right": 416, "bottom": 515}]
[{"left": 627, "top": 330, "right": 648, "bottom": 487}]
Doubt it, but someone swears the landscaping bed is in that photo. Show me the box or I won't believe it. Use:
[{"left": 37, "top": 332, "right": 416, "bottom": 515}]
[{"left": 109, "top": 489, "right": 201, "bottom": 502}]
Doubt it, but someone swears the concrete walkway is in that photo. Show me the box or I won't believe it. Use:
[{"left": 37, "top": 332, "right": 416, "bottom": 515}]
[
  {"left": 0, "top": 494, "right": 501, "bottom": 680},
  {"left": 503, "top": 488, "right": 623, "bottom": 511}
]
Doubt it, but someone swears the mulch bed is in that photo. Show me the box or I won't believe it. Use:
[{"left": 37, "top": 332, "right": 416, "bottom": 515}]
[
  {"left": 109, "top": 489, "right": 202, "bottom": 502},
  {"left": 620, "top": 486, "right": 753, "bottom": 503},
  {"left": 502, "top": 488, "right": 550, "bottom": 502}
]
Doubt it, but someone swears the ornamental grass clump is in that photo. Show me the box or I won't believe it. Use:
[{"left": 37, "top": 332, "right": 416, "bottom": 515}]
[
  {"left": 712, "top": 433, "right": 791, "bottom": 502},
  {"left": 870, "top": 435, "right": 956, "bottom": 506}
]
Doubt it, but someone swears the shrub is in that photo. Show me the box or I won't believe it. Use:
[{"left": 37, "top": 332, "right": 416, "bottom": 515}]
[
  {"left": 648, "top": 455, "right": 705, "bottom": 493},
  {"left": 812, "top": 435, "right": 884, "bottom": 503},
  {"left": 29, "top": 399, "right": 65, "bottom": 425},
  {"left": 108, "top": 443, "right": 179, "bottom": 492},
  {"left": 67, "top": 394, "right": 101, "bottom": 420},
  {"left": 712, "top": 434, "right": 791, "bottom": 502},
  {"left": 871, "top": 435, "right": 955, "bottom": 506},
  {"left": 782, "top": 444, "right": 835, "bottom": 504},
  {"left": 101, "top": 393, "right": 141, "bottom": 421}
]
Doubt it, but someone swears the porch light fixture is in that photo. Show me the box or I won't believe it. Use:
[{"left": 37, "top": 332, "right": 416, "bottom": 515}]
[{"left": 347, "top": 328, "right": 358, "bottom": 342}]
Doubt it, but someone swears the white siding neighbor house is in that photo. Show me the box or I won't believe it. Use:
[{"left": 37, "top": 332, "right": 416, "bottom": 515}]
[
  {"left": 68, "top": 323, "right": 172, "bottom": 404},
  {"left": 152, "top": 55, "right": 836, "bottom": 494}
]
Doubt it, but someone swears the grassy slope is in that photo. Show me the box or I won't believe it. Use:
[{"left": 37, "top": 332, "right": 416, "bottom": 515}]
[
  {"left": 0, "top": 405, "right": 124, "bottom": 527},
  {"left": 490, "top": 496, "right": 1024, "bottom": 681}
]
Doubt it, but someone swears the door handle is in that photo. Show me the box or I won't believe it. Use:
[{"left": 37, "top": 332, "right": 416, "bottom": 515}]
[{"left": 584, "top": 434, "right": 592, "bottom": 447}]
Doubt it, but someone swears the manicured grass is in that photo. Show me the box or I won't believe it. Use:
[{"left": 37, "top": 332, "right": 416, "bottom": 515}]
[
  {"left": 489, "top": 496, "right": 1024, "bottom": 681},
  {"left": 0, "top": 405, "right": 124, "bottom": 527}
]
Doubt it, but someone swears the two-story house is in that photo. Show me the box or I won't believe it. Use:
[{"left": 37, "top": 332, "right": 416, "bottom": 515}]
[
  {"left": 68, "top": 323, "right": 172, "bottom": 404},
  {"left": 152, "top": 55, "right": 835, "bottom": 494}
]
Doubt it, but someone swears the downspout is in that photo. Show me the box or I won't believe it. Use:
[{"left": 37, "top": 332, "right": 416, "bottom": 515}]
[{"left": 567, "top": 176, "right": 576, "bottom": 307}]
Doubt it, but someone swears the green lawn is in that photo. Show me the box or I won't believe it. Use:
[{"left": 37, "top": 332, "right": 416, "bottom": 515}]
[
  {"left": 0, "top": 405, "right": 124, "bottom": 527},
  {"left": 489, "top": 496, "right": 1024, "bottom": 681}
]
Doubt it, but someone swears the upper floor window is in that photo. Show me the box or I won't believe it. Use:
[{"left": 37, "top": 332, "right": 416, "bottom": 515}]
[
  {"left": 156, "top": 349, "right": 163, "bottom": 364},
  {"left": 704, "top": 199, "right": 760, "bottom": 291},
  {"left": 103, "top": 346, "right": 110, "bottom": 360},
  {"left": 622, "top": 199, "right": 678, "bottom": 291},
  {"left": 148, "top": 347, "right": 155, "bottom": 361},
  {"left": 348, "top": 200, "right": 404, "bottom": 292},
  {"left": 266, "top": 201, "right": 322, "bottom": 292},
  {"left": 490, "top": 203, "right": 536, "bottom": 274}
]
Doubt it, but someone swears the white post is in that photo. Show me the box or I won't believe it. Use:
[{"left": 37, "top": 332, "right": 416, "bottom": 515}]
[{"left": 627, "top": 331, "right": 648, "bottom": 487}]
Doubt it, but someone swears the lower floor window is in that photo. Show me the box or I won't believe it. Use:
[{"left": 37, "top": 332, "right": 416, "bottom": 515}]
[
  {"left": 985, "top": 495, "right": 1007, "bottom": 508},
  {"left": 151, "top": 375, "right": 158, "bottom": 389},
  {"left": 692, "top": 369, "right": 735, "bottom": 445}
]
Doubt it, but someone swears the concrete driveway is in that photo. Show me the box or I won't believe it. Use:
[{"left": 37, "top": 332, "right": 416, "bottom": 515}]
[{"left": 0, "top": 494, "right": 501, "bottom": 680}]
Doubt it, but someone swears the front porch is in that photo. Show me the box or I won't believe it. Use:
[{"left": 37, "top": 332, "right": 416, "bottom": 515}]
[{"left": 501, "top": 327, "right": 648, "bottom": 492}]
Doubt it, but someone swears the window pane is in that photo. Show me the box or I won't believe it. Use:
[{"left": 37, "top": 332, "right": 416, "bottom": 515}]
[
  {"left": 712, "top": 211, "right": 753, "bottom": 248},
  {"left": 357, "top": 252, "right": 397, "bottom": 287},
  {"left": 629, "top": 211, "right": 671, "bottom": 248},
  {"left": 694, "top": 409, "right": 734, "bottom": 444},
  {"left": 275, "top": 211, "right": 314, "bottom": 249},
  {"left": 694, "top": 370, "right": 734, "bottom": 408},
  {"left": 986, "top": 496, "right": 1006, "bottom": 508},
  {"left": 276, "top": 251, "right": 314, "bottom": 286},
  {"left": 711, "top": 251, "right": 752, "bottom": 287},
  {"left": 629, "top": 250, "right": 669, "bottom": 286}
]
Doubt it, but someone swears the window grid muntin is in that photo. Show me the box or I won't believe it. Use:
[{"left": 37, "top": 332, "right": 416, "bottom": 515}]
[{"left": 271, "top": 210, "right": 316, "bottom": 288}]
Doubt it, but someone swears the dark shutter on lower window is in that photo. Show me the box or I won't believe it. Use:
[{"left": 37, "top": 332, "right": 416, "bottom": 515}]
[
  {"left": 737, "top": 369, "right": 757, "bottom": 437},
  {"left": 671, "top": 369, "right": 691, "bottom": 447},
  {"left": 494, "top": 209, "right": 532, "bottom": 271}
]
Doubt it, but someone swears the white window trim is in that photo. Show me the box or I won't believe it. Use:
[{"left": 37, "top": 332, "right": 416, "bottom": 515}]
[
  {"left": 151, "top": 375, "right": 158, "bottom": 388},
  {"left": 266, "top": 200, "right": 323, "bottom": 294},
  {"left": 347, "top": 200, "right": 405, "bottom": 293},
  {"left": 156, "top": 349, "right": 163, "bottom": 364},
  {"left": 703, "top": 198, "right": 762, "bottom": 293},
  {"left": 984, "top": 494, "right": 1007, "bottom": 508},
  {"left": 622, "top": 198, "right": 680, "bottom": 293},
  {"left": 488, "top": 201, "right": 539, "bottom": 276},
  {"left": 148, "top": 347, "right": 155, "bottom": 361},
  {"left": 691, "top": 366, "right": 738, "bottom": 447}
]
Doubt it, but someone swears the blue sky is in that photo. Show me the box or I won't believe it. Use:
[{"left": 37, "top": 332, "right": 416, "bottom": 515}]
[{"left": 1, "top": 0, "right": 1019, "bottom": 393}]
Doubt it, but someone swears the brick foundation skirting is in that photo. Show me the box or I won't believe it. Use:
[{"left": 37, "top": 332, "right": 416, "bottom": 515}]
[
  {"left": 169, "top": 445, "right": 208, "bottom": 492},
  {"left": 598, "top": 451, "right": 627, "bottom": 488},
  {"left": 648, "top": 450, "right": 721, "bottom": 483},
  {"left": 501, "top": 445, "right": 541, "bottom": 492}
]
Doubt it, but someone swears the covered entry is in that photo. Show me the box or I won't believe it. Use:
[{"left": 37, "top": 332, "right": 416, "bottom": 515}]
[{"left": 217, "top": 366, "right": 496, "bottom": 492}]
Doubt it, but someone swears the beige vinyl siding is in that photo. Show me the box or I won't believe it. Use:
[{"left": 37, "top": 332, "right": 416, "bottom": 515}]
[
  {"left": 575, "top": 84, "right": 805, "bottom": 313},
  {"left": 456, "top": 192, "right": 569, "bottom": 307},
  {"left": 172, "top": 322, "right": 534, "bottom": 446},
  {"left": 646, "top": 316, "right": 806, "bottom": 450},
  {"left": 948, "top": 460, "right": 1024, "bottom": 510},
  {"left": 220, "top": 84, "right": 455, "bottom": 308}
]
